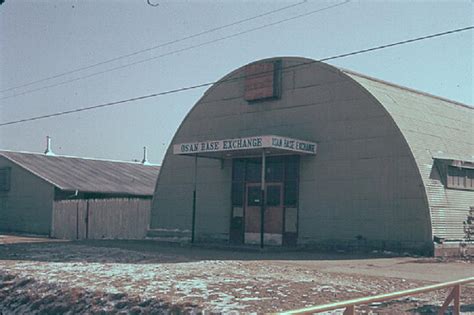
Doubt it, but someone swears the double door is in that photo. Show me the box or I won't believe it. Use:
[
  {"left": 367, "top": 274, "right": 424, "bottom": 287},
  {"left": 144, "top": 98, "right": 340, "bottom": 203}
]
[
  {"left": 244, "top": 183, "right": 283, "bottom": 246},
  {"left": 230, "top": 156, "right": 299, "bottom": 246}
]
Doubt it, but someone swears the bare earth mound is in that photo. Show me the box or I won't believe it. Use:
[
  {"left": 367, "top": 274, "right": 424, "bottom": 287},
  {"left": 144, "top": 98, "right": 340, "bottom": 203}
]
[{"left": 1, "top": 236, "right": 473, "bottom": 313}]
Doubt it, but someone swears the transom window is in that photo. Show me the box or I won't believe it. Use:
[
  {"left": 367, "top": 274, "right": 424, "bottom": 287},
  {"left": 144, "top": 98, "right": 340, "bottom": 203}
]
[{"left": 232, "top": 156, "right": 299, "bottom": 207}]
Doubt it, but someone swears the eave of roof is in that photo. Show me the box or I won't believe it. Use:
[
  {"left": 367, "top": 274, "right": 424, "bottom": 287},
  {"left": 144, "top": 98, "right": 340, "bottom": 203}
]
[
  {"left": 340, "top": 68, "right": 473, "bottom": 110},
  {"left": 432, "top": 152, "right": 474, "bottom": 164},
  {"left": 0, "top": 150, "right": 160, "bottom": 196}
]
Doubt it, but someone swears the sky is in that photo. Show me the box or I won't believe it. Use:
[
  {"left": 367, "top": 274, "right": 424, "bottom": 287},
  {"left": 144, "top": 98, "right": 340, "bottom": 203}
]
[{"left": 0, "top": 0, "right": 472, "bottom": 164}]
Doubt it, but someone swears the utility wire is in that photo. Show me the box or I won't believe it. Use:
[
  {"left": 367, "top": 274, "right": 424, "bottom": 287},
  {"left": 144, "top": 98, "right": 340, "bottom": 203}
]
[
  {"left": 318, "top": 26, "right": 474, "bottom": 63},
  {"left": 0, "top": 82, "right": 216, "bottom": 127},
  {"left": 0, "top": 1, "right": 349, "bottom": 101},
  {"left": 0, "top": 0, "right": 308, "bottom": 94},
  {"left": 0, "top": 25, "right": 472, "bottom": 127}
]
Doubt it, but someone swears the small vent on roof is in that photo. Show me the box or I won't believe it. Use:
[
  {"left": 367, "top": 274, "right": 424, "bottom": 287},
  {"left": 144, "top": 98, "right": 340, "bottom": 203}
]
[
  {"left": 142, "top": 146, "right": 150, "bottom": 165},
  {"left": 44, "top": 136, "right": 55, "bottom": 156}
]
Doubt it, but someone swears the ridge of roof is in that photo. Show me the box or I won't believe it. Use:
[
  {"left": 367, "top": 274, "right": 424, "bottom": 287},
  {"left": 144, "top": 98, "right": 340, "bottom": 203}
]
[
  {"left": 340, "top": 68, "right": 473, "bottom": 110},
  {"left": 0, "top": 149, "right": 160, "bottom": 167},
  {"left": 0, "top": 150, "right": 160, "bottom": 195}
]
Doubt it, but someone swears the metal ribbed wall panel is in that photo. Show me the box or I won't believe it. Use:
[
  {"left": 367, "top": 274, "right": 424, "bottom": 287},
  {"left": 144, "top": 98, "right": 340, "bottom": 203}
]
[{"left": 346, "top": 73, "right": 473, "bottom": 240}]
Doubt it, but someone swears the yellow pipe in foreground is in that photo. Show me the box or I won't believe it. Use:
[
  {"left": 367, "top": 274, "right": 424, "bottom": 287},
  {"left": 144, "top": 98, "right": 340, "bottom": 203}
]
[{"left": 280, "top": 276, "right": 474, "bottom": 315}]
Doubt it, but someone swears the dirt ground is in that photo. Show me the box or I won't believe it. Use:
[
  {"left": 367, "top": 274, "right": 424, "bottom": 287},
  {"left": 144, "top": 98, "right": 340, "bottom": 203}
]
[{"left": 0, "top": 235, "right": 473, "bottom": 314}]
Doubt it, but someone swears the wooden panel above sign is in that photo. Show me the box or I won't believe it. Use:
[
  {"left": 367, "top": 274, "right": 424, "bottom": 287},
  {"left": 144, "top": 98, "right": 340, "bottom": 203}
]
[{"left": 244, "top": 60, "right": 281, "bottom": 102}]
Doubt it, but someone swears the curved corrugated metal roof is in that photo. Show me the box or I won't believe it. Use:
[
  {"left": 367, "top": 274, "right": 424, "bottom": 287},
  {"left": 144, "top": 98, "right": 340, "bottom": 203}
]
[
  {"left": 343, "top": 70, "right": 474, "bottom": 240},
  {"left": 0, "top": 151, "right": 160, "bottom": 196}
]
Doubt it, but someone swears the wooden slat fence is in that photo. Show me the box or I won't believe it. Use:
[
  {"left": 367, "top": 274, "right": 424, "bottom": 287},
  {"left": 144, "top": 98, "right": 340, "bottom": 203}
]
[{"left": 52, "top": 198, "right": 150, "bottom": 240}]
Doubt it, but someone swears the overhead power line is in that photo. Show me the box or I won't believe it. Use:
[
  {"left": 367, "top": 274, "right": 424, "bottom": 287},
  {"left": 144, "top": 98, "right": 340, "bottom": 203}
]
[
  {"left": 0, "top": 25, "right": 472, "bottom": 128},
  {"left": 0, "top": 0, "right": 349, "bottom": 101},
  {"left": 0, "top": 0, "right": 308, "bottom": 94},
  {"left": 0, "top": 82, "right": 216, "bottom": 127}
]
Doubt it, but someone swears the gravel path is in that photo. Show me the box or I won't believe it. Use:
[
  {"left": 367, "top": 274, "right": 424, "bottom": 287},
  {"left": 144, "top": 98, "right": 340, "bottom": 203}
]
[{"left": 1, "top": 236, "right": 473, "bottom": 313}]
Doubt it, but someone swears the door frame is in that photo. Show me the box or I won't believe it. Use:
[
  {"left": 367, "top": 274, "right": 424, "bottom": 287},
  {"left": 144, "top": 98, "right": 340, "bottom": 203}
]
[
  {"left": 229, "top": 156, "right": 300, "bottom": 247},
  {"left": 244, "top": 182, "right": 284, "bottom": 245}
]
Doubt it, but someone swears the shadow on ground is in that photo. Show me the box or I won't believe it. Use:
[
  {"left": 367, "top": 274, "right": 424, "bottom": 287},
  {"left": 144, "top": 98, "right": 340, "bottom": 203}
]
[
  {"left": 409, "top": 303, "right": 474, "bottom": 314},
  {"left": 0, "top": 237, "right": 408, "bottom": 264}
]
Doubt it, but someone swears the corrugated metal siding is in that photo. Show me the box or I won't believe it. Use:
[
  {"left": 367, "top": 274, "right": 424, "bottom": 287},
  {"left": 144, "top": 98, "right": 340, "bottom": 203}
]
[
  {"left": 346, "top": 73, "right": 474, "bottom": 240},
  {"left": 152, "top": 58, "right": 432, "bottom": 248}
]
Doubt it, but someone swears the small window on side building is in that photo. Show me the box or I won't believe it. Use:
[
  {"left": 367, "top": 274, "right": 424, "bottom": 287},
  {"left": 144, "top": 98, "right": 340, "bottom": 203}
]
[
  {"left": 0, "top": 168, "right": 11, "bottom": 192},
  {"left": 447, "top": 166, "right": 474, "bottom": 191}
]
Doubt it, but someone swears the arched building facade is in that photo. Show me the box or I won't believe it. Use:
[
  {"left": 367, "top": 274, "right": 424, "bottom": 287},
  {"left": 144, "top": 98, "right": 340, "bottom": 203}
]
[{"left": 150, "top": 57, "right": 474, "bottom": 254}]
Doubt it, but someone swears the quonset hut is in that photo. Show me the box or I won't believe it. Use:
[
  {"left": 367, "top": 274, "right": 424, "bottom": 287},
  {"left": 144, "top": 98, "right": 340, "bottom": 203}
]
[{"left": 150, "top": 57, "right": 474, "bottom": 255}]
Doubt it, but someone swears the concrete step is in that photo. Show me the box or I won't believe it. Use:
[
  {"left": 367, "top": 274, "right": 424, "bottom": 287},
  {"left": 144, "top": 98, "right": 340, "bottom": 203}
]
[{"left": 146, "top": 228, "right": 191, "bottom": 243}]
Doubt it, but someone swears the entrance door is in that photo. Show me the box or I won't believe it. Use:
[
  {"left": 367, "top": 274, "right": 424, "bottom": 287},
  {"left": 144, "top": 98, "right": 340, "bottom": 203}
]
[
  {"left": 264, "top": 183, "right": 284, "bottom": 245},
  {"left": 244, "top": 183, "right": 284, "bottom": 245}
]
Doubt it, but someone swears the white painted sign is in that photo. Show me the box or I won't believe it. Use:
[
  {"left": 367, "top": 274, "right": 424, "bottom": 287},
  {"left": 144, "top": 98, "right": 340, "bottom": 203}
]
[{"left": 173, "top": 135, "right": 317, "bottom": 155}]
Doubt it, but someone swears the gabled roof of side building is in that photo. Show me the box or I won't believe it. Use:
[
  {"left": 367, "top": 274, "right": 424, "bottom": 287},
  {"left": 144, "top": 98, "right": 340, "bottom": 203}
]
[{"left": 0, "top": 150, "right": 160, "bottom": 196}]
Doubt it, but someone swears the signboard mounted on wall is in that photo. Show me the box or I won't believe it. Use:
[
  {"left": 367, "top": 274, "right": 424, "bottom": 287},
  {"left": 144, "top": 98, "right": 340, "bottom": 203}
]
[
  {"left": 173, "top": 135, "right": 317, "bottom": 157},
  {"left": 244, "top": 60, "right": 282, "bottom": 102}
]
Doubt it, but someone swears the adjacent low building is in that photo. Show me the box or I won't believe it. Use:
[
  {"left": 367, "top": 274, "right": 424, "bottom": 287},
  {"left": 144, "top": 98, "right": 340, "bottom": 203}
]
[
  {"left": 0, "top": 147, "right": 160, "bottom": 239},
  {"left": 150, "top": 57, "right": 474, "bottom": 255}
]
